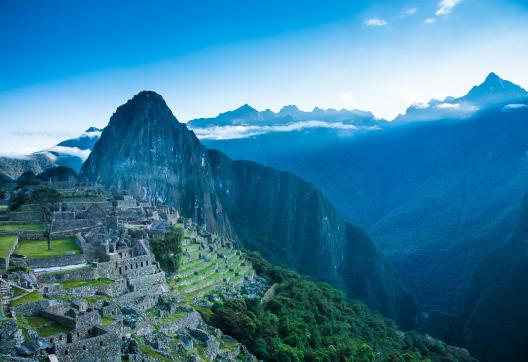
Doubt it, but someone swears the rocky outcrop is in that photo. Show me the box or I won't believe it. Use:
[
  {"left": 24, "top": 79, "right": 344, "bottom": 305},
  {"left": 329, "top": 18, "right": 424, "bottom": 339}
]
[{"left": 81, "top": 91, "right": 420, "bottom": 328}]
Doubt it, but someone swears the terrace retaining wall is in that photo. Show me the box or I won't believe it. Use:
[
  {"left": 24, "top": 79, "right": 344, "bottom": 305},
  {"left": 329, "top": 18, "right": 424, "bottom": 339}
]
[
  {"left": 28, "top": 254, "right": 85, "bottom": 269},
  {"left": 38, "top": 266, "right": 97, "bottom": 283}
]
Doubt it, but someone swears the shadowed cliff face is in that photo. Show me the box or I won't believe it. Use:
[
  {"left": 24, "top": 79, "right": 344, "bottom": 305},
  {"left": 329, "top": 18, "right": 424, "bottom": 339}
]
[
  {"left": 81, "top": 91, "right": 420, "bottom": 328},
  {"left": 456, "top": 192, "right": 528, "bottom": 362},
  {"left": 422, "top": 192, "right": 528, "bottom": 362}
]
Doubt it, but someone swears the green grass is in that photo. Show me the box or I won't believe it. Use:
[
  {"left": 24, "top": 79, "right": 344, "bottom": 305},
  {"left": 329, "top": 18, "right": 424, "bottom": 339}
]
[
  {"left": 0, "top": 205, "right": 7, "bottom": 214},
  {"left": 0, "top": 235, "right": 17, "bottom": 258},
  {"left": 86, "top": 295, "right": 108, "bottom": 303},
  {"left": 178, "top": 257, "right": 208, "bottom": 273},
  {"left": 139, "top": 344, "right": 172, "bottom": 362},
  {"left": 61, "top": 278, "right": 113, "bottom": 290},
  {"left": 10, "top": 291, "right": 43, "bottom": 307},
  {"left": 12, "top": 287, "right": 25, "bottom": 298},
  {"left": 16, "top": 237, "right": 80, "bottom": 258},
  {"left": 26, "top": 316, "right": 71, "bottom": 337},
  {"left": 158, "top": 311, "right": 188, "bottom": 326},
  {"left": 0, "top": 223, "right": 45, "bottom": 232},
  {"left": 48, "top": 294, "right": 76, "bottom": 302},
  {"left": 176, "top": 263, "right": 215, "bottom": 283},
  {"left": 100, "top": 316, "right": 114, "bottom": 326}
]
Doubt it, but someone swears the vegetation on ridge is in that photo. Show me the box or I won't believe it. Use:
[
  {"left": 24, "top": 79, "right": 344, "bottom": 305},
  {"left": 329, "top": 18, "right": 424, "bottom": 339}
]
[{"left": 203, "top": 253, "right": 474, "bottom": 362}]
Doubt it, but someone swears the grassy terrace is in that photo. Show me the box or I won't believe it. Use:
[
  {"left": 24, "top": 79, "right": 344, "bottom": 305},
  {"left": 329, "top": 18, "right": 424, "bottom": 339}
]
[
  {"left": 11, "top": 291, "right": 43, "bottom": 307},
  {"left": 0, "top": 235, "right": 18, "bottom": 258},
  {"left": 176, "top": 263, "right": 216, "bottom": 283},
  {"left": 0, "top": 205, "right": 7, "bottom": 214},
  {"left": 0, "top": 223, "right": 45, "bottom": 232},
  {"left": 26, "top": 315, "right": 71, "bottom": 337},
  {"left": 61, "top": 278, "right": 113, "bottom": 290},
  {"left": 16, "top": 237, "right": 80, "bottom": 258},
  {"left": 178, "top": 258, "right": 208, "bottom": 274},
  {"left": 100, "top": 316, "right": 114, "bottom": 327}
]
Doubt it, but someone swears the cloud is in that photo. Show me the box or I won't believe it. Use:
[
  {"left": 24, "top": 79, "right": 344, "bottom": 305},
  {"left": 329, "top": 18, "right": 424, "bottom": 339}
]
[
  {"left": 404, "top": 7, "right": 417, "bottom": 16},
  {"left": 435, "top": 0, "right": 462, "bottom": 16},
  {"left": 502, "top": 103, "right": 528, "bottom": 111},
  {"left": 82, "top": 130, "right": 102, "bottom": 139},
  {"left": 436, "top": 102, "right": 460, "bottom": 109},
  {"left": 0, "top": 152, "right": 34, "bottom": 160},
  {"left": 191, "top": 121, "right": 380, "bottom": 140},
  {"left": 424, "top": 0, "right": 462, "bottom": 24},
  {"left": 45, "top": 145, "right": 92, "bottom": 161},
  {"left": 364, "top": 18, "right": 387, "bottom": 27}
]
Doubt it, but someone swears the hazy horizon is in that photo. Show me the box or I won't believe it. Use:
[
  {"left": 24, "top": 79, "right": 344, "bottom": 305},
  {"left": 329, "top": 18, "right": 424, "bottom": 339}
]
[{"left": 1, "top": 0, "right": 528, "bottom": 154}]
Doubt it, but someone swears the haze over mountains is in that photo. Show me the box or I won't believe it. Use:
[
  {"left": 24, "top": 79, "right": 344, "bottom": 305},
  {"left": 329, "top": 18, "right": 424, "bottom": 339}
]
[
  {"left": 195, "top": 73, "right": 528, "bottom": 313},
  {"left": 0, "top": 127, "right": 102, "bottom": 179},
  {"left": 80, "top": 91, "right": 420, "bottom": 329}
]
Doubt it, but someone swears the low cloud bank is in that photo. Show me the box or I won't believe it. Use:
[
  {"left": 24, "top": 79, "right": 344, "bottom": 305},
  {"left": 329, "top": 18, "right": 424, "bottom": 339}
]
[
  {"left": 46, "top": 145, "right": 92, "bottom": 161},
  {"left": 191, "top": 120, "right": 377, "bottom": 140}
]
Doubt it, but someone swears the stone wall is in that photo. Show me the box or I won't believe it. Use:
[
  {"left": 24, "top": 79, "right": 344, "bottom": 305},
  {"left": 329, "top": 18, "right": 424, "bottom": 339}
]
[
  {"left": 37, "top": 266, "right": 97, "bottom": 283},
  {"left": 51, "top": 226, "right": 99, "bottom": 239},
  {"left": 52, "top": 219, "right": 99, "bottom": 232},
  {"left": 41, "top": 308, "right": 100, "bottom": 330},
  {"left": 127, "top": 272, "right": 166, "bottom": 293},
  {"left": 13, "top": 299, "right": 51, "bottom": 316},
  {"left": 53, "top": 328, "right": 120, "bottom": 362},
  {"left": 28, "top": 254, "right": 86, "bottom": 269},
  {"left": 8, "top": 212, "right": 41, "bottom": 222},
  {"left": 62, "top": 201, "right": 112, "bottom": 212},
  {"left": 0, "top": 319, "right": 22, "bottom": 354},
  {"left": 157, "top": 310, "right": 202, "bottom": 335},
  {"left": 96, "top": 255, "right": 158, "bottom": 279}
]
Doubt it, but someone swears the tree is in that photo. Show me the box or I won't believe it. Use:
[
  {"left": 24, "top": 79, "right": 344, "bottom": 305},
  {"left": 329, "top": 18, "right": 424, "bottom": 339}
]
[
  {"left": 31, "top": 187, "right": 62, "bottom": 250},
  {"left": 150, "top": 226, "right": 184, "bottom": 272}
]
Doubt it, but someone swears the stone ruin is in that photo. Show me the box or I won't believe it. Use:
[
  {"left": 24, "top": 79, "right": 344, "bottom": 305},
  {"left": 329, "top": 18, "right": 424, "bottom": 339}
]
[
  {"left": 40, "top": 299, "right": 121, "bottom": 362},
  {"left": 0, "top": 185, "right": 257, "bottom": 361}
]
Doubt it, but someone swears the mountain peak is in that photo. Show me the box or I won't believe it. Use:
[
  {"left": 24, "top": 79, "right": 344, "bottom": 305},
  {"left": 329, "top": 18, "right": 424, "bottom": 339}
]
[
  {"left": 131, "top": 90, "right": 164, "bottom": 101},
  {"left": 84, "top": 126, "right": 102, "bottom": 133},
  {"left": 233, "top": 104, "right": 257, "bottom": 113},
  {"left": 279, "top": 105, "right": 300, "bottom": 113},
  {"left": 463, "top": 72, "right": 527, "bottom": 105},
  {"left": 485, "top": 71, "right": 501, "bottom": 82}
]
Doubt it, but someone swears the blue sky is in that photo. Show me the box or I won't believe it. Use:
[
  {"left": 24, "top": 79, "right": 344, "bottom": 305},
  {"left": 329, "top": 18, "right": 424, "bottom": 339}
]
[{"left": 1, "top": 0, "right": 528, "bottom": 154}]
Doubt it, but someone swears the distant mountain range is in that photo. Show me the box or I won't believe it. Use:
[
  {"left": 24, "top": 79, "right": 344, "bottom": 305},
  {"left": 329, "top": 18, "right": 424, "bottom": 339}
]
[
  {"left": 197, "top": 73, "right": 528, "bottom": 315},
  {"left": 187, "top": 103, "right": 387, "bottom": 140},
  {"left": 0, "top": 127, "right": 102, "bottom": 179},
  {"left": 394, "top": 72, "right": 528, "bottom": 122}
]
